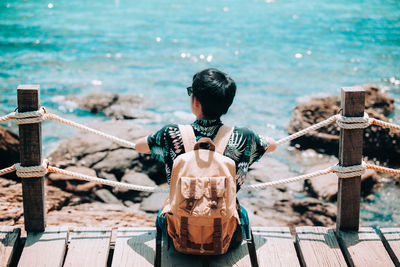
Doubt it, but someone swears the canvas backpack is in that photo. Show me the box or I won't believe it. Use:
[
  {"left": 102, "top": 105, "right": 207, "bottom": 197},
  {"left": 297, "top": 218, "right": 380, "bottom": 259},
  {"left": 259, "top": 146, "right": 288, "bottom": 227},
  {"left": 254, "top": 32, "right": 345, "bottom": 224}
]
[{"left": 159, "top": 124, "right": 241, "bottom": 255}]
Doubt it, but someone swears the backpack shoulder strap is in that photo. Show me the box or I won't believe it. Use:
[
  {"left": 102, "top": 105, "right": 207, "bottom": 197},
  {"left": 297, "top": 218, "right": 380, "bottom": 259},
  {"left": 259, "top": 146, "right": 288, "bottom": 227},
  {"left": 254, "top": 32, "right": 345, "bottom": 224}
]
[
  {"left": 178, "top": 125, "right": 196, "bottom": 153},
  {"left": 214, "top": 125, "right": 234, "bottom": 154}
]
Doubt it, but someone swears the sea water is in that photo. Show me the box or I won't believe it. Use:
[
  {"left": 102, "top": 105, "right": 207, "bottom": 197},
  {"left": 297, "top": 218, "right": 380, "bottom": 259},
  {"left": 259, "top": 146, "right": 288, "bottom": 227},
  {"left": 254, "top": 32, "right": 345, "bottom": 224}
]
[{"left": 0, "top": 0, "right": 399, "bottom": 226}]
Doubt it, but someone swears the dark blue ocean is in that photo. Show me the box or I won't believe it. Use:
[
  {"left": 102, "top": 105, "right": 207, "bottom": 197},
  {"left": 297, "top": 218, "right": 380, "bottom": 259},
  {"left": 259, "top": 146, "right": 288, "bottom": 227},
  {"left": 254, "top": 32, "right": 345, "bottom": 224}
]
[{"left": 1, "top": 0, "right": 399, "bottom": 226}]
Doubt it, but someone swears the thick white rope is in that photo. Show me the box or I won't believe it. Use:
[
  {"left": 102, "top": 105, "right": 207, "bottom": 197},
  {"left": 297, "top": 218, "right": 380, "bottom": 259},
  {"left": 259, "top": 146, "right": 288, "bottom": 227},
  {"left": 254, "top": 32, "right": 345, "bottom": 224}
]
[
  {"left": 331, "top": 162, "right": 366, "bottom": 178},
  {"left": 337, "top": 112, "right": 370, "bottom": 129},
  {"left": 369, "top": 118, "right": 400, "bottom": 131},
  {"left": 44, "top": 113, "right": 136, "bottom": 149},
  {"left": 366, "top": 163, "right": 400, "bottom": 175},
  {"left": 0, "top": 164, "right": 16, "bottom": 177},
  {"left": 1, "top": 108, "right": 136, "bottom": 149},
  {"left": 47, "top": 166, "right": 169, "bottom": 193},
  {"left": 15, "top": 159, "right": 49, "bottom": 178},
  {"left": 276, "top": 115, "right": 338, "bottom": 145},
  {"left": 1, "top": 161, "right": 399, "bottom": 192},
  {"left": 240, "top": 167, "right": 333, "bottom": 191},
  {"left": 3, "top": 107, "right": 399, "bottom": 150},
  {"left": 0, "top": 112, "right": 16, "bottom": 124}
]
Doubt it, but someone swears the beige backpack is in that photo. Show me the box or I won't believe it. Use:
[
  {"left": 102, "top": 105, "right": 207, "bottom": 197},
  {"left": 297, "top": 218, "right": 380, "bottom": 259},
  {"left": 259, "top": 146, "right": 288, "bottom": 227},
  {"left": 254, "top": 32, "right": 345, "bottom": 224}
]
[{"left": 160, "top": 124, "right": 240, "bottom": 255}]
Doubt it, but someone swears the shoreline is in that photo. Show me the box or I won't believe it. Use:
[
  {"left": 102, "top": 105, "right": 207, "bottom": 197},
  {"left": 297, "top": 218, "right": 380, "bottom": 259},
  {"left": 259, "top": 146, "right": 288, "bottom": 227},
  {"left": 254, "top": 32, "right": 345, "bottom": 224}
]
[{"left": 1, "top": 86, "right": 399, "bottom": 229}]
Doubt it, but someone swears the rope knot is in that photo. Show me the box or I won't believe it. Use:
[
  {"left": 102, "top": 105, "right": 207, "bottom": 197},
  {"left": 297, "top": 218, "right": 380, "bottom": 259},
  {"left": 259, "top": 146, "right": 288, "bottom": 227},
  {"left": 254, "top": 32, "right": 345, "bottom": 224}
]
[
  {"left": 336, "top": 112, "right": 370, "bottom": 129},
  {"left": 13, "top": 107, "right": 47, "bottom": 125},
  {"left": 16, "top": 159, "right": 49, "bottom": 178},
  {"left": 331, "top": 161, "right": 366, "bottom": 178}
]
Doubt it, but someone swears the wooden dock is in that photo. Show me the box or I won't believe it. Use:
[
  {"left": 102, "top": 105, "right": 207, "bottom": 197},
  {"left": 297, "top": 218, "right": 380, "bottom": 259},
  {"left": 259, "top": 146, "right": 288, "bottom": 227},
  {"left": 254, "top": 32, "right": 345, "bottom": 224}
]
[{"left": 1, "top": 225, "right": 399, "bottom": 266}]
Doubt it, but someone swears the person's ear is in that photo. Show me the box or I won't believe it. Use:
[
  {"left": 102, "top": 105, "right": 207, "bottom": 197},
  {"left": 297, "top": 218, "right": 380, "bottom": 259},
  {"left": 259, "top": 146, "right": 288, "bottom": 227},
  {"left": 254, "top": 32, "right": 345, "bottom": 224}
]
[
  {"left": 192, "top": 96, "right": 198, "bottom": 106},
  {"left": 193, "top": 96, "right": 203, "bottom": 113}
]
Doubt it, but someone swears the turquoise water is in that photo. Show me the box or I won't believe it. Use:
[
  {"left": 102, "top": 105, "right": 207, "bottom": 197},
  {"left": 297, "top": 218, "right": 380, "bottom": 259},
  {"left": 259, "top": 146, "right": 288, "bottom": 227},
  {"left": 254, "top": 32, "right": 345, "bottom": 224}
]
[{"left": 1, "top": 0, "right": 399, "bottom": 226}]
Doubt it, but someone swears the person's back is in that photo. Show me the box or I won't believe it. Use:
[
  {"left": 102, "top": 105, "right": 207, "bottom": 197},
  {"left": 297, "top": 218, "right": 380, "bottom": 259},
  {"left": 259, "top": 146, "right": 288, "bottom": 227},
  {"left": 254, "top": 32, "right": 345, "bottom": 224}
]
[{"left": 135, "top": 68, "right": 276, "bottom": 252}]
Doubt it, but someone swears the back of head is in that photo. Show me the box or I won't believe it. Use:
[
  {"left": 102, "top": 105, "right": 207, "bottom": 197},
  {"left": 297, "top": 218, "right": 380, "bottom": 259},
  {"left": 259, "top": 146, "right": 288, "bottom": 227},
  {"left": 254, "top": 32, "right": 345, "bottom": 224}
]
[{"left": 192, "top": 68, "right": 236, "bottom": 119}]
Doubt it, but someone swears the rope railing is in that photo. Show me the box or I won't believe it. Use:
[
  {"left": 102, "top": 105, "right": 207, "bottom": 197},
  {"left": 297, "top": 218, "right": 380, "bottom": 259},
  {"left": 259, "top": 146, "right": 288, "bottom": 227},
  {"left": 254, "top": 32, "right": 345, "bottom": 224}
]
[
  {"left": 0, "top": 160, "right": 398, "bottom": 193},
  {"left": 1, "top": 107, "right": 399, "bottom": 150},
  {"left": 0, "top": 107, "right": 399, "bottom": 193}
]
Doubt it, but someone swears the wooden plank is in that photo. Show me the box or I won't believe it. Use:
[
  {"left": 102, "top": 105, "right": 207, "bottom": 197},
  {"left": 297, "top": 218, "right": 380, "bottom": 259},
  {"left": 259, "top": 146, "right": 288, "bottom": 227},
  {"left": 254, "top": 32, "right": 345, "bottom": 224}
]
[
  {"left": 252, "top": 227, "right": 299, "bottom": 267},
  {"left": 296, "top": 226, "right": 346, "bottom": 267},
  {"left": 379, "top": 228, "right": 400, "bottom": 266},
  {"left": 161, "top": 235, "right": 202, "bottom": 267},
  {"left": 337, "top": 227, "right": 395, "bottom": 267},
  {"left": 337, "top": 87, "right": 365, "bottom": 231},
  {"left": 63, "top": 227, "right": 111, "bottom": 267},
  {"left": 0, "top": 226, "right": 21, "bottom": 267},
  {"left": 111, "top": 227, "right": 156, "bottom": 267},
  {"left": 17, "top": 85, "right": 46, "bottom": 232},
  {"left": 209, "top": 240, "right": 251, "bottom": 267},
  {"left": 17, "top": 226, "right": 68, "bottom": 267}
]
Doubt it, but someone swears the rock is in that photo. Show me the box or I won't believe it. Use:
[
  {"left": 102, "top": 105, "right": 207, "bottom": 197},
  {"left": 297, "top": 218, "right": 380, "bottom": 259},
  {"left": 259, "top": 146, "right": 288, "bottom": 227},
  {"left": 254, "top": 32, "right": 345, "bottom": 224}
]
[
  {"left": 287, "top": 85, "right": 399, "bottom": 163},
  {"left": 140, "top": 192, "right": 169, "bottom": 213},
  {"left": 114, "top": 171, "right": 156, "bottom": 197},
  {"left": 104, "top": 106, "right": 155, "bottom": 120},
  {"left": 93, "top": 149, "right": 140, "bottom": 176},
  {"left": 97, "top": 171, "right": 118, "bottom": 182},
  {"left": 103, "top": 95, "right": 156, "bottom": 120},
  {"left": 79, "top": 152, "right": 108, "bottom": 168},
  {"left": 48, "top": 121, "right": 150, "bottom": 167},
  {"left": 291, "top": 198, "right": 337, "bottom": 227},
  {"left": 76, "top": 92, "right": 118, "bottom": 113},
  {"left": 305, "top": 162, "right": 381, "bottom": 201},
  {"left": 93, "top": 189, "right": 121, "bottom": 204},
  {"left": 47, "top": 166, "right": 102, "bottom": 194},
  {"left": 0, "top": 177, "right": 79, "bottom": 224},
  {"left": 66, "top": 93, "right": 155, "bottom": 119},
  {"left": 0, "top": 126, "right": 19, "bottom": 180},
  {"left": 247, "top": 157, "right": 302, "bottom": 192},
  {"left": 363, "top": 85, "right": 395, "bottom": 116}
]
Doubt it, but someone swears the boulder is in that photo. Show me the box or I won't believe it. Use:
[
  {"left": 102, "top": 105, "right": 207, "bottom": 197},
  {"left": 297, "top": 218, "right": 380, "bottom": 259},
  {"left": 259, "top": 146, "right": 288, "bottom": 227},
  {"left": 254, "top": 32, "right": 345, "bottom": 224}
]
[
  {"left": 77, "top": 92, "right": 118, "bottom": 113},
  {"left": 93, "top": 189, "right": 121, "bottom": 204},
  {"left": 48, "top": 121, "right": 149, "bottom": 170},
  {"left": 0, "top": 126, "right": 19, "bottom": 180},
  {"left": 305, "top": 162, "right": 381, "bottom": 201},
  {"left": 363, "top": 85, "right": 395, "bottom": 116},
  {"left": 47, "top": 166, "right": 102, "bottom": 194},
  {"left": 247, "top": 157, "right": 302, "bottom": 192},
  {"left": 113, "top": 171, "right": 156, "bottom": 201},
  {"left": 103, "top": 95, "right": 156, "bottom": 120},
  {"left": 66, "top": 93, "right": 155, "bottom": 119},
  {"left": 140, "top": 192, "right": 169, "bottom": 213},
  {"left": 0, "top": 177, "right": 79, "bottom": 224},
  {"left": 291, "top": 198, "right": 337, "bottom": 227},
  {"left": 287, "top": 85, "right": 399, "bottom": 163},
  {"left": 92, "top": 149, "right": 140, "bottom": 176}
]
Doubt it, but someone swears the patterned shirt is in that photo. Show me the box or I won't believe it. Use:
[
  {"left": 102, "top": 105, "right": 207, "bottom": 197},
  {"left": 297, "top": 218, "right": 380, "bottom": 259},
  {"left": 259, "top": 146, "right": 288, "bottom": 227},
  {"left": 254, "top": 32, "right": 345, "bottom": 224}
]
[{"left": 147, "top": 119, "right": 270, "bottom": 190}]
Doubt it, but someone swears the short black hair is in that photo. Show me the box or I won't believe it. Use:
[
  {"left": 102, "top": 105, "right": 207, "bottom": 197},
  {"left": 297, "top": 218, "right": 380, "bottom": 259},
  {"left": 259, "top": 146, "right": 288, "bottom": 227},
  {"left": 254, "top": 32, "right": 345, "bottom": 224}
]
[{"left": 192, "top": 68, "right": 236, "bottom": 119}]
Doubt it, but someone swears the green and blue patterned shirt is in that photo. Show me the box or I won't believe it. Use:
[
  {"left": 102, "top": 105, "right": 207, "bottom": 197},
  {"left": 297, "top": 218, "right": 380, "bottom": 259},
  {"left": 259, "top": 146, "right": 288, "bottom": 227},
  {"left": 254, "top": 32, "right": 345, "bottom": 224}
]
[{"left": 147, "top": 119, "right": 270, "bottom": 190}]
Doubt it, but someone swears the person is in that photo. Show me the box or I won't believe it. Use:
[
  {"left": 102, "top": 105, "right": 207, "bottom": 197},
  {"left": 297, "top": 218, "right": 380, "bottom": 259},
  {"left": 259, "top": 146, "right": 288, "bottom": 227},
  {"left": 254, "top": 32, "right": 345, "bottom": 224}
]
[{"left": 135, "top": 68, "right": 277, "bottom": 249}]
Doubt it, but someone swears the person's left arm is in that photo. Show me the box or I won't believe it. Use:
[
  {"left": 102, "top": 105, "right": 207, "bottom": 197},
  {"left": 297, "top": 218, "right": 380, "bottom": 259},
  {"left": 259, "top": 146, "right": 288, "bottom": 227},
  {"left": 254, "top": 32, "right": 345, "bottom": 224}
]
[{"left": 248, "top": 132, "right": 277, "bottom": 166}]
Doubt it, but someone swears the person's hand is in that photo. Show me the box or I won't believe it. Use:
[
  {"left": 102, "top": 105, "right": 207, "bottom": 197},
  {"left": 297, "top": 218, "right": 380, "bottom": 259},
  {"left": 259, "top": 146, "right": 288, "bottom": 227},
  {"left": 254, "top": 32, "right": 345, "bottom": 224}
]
[
  {"left": 266, "top": 137, "right": 277, "bottom": 153},
  {"left": 135, "top": 136, "right": 151, "bottom": 154}
]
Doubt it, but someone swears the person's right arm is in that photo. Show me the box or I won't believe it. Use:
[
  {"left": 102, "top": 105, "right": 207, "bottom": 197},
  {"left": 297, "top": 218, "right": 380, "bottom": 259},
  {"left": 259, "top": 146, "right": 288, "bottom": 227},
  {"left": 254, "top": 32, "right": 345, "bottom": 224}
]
[{"left": 135, "top": 136, "right": 151, "bottom": 154}]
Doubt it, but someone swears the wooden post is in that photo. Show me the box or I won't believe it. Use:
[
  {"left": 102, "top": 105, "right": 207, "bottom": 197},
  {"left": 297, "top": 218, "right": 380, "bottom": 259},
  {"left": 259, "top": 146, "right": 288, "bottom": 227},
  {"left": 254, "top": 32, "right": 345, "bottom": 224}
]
[
  {"left": 337, "top": 87, "right": 365, "bottom": 231},
  {"left": 17, "top": 85, "right": 46, "bottom": 232}
]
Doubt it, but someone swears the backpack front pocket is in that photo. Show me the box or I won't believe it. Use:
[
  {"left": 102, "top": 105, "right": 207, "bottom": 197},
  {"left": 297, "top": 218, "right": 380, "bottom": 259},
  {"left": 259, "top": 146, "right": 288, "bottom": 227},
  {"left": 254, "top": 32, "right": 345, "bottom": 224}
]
[{"left": 179, "top": 176, "right": 227, "bottom": 216}]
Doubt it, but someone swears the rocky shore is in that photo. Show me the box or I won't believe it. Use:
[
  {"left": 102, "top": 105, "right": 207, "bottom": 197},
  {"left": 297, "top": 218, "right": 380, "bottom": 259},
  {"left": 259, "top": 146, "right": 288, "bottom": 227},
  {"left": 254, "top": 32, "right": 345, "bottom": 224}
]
[
  {"left": 1, "top": 86, "right": 398, "bottom": 229},
  {"left": 287, "top": 85, "right": 399, "bottom": 163}
]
